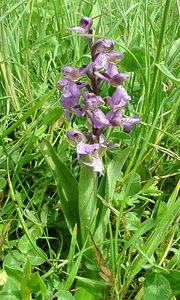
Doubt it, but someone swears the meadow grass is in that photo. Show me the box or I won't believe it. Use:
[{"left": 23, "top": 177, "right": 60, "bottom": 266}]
[{"left": 0, "top": 0, "right": 179, "bottom": 299}]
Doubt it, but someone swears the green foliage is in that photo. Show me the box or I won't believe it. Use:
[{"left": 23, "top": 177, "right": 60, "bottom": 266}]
[{"left": 144, "top": 272, "right": 172, "bottom": 300}]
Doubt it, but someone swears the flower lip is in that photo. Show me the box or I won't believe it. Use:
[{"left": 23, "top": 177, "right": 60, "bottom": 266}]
[
  {"left": 122, "top": 115, "right": 141, "bottom": 132},
  {"left": 90, "top": 108, "right": 110, "bottom": 129}
]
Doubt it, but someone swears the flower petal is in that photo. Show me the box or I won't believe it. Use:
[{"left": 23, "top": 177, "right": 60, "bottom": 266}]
[
  {"left": 90, "top": 108, "right": 110, "bottom": 128},
  {"left": 122, "top": 115, "right": 141, "bottom": 132}
]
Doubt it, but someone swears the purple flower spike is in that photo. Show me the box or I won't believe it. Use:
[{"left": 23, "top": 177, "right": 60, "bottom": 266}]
[
  {"left": 67, "top": 129, "right": 86, "bottom": 146},
  {"left": 69, "top": 16, "right": 92, "bottom": 34},
  {"left": 122, "top": 115, "right": 141, "bottom": 132},
  {"left": 90, "top": 108, "right": 110, "bottom": 129},
  {"left": 107, "top": 86, "right": 131, "bottom": 110}
]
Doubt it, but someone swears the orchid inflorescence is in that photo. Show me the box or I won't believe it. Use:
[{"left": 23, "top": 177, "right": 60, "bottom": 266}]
[{"left": 57, "top": 16, "right": 140, "bottom": 175}]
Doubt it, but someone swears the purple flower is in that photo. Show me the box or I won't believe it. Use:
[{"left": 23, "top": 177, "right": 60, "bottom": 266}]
[
  {"left": 107, "top": 64, "right": 119, "bottom": 77},
  {"left": 106, "top": 86, "right": 131, "bottom": 110},
  {"left": 76, "top": 141, "right": 106, "bottom": 175},
  {"left": 82, "top": 93, "right": 104, "bottom": 110},
  {"left": 94, "top": 71, "right": 129, "bottom": 87},
  {"left": 67, "top": 129, "right": 86, "bottom": 146},
  {"left": 61, "top": 64, "right": 92, "bottom": 81},
  {"left": 107, "top": 50, "right": 124, "bottom": 64},
  {"left": 68, "top": 16, "right": 92, "bottom": 34},
  {"left": 60, "top": 80, "right": 80, "bottom": 109},
  {"left": 92, "top": 39, "right": 114, "bottom": 56},
  {"left": 84, "top": 157, "right": 104, "bottom": 175},
  {"left": 56, "top": 78, "right": 69, "bottom": 90},
  {"left": 89, "top": 108, "right": 110, "bottom": 129},
  {"left": 93, "top": 53, "right": 109, "bottom": 70},
  {"left": 76, "top": 141, "right": 99, "bottom": 158},
  {"left": 122, "top": 115, "right": 141, "bottom": 132},
  {"left": 110, "top": 73, "right": 130, "bottom": 87},
  {"left": 107, "top": 109, "right": 123, "bottom": 126}
]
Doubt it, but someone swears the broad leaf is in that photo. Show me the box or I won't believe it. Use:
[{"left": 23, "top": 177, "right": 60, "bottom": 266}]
[
  {"left": 144, "top": 272, "right": 172, "bottom": 300},
  {"left": 78, "top": 165, "right": 98, "bottom": 249},
  {"left": 40, "top": 139, "right": 79, "bottom": 233}
]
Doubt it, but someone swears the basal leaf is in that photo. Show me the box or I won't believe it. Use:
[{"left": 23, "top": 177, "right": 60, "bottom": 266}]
[
  {"left": 40, "top": 139, "right": 79, "bottom": 233},
  {"left": 78, "top": 165, "right": 98, "bottom": 249}
]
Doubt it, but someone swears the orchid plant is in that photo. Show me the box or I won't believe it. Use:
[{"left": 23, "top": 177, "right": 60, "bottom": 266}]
[{"left": 57, "top": 16, "right": 140, "bottom": 176}]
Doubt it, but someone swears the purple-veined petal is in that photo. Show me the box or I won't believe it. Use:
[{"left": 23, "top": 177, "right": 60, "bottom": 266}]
[
  {"left": 56, "top": 77, "right": 69, "bottom": 90},
  {"left": 68, "top": 26, "right": 85, "bottom": 34},
  {"left": 92, "top": 39, "right": 114, "bottom": 56},
  {"left": 107, "top": 50, "right": 124, "bottom": 64},
  {"left": 82, "top": 93, "right": 104, "bottom": 110},
  {"left": 90, "top": 108, "right": 110, "bottom": 129},
  {"left": 80, "top": 16, "right": 93, "bottom": 32},
  {"left": 110, "top": 73, "right": 130, "bottom": 87},
  {"left": 108, "top": 109, "right": 123, "bottom": 126},
  {"left": 68, "top": 16, "right": 92, "bottom": 34},
  {"left": 60, "top": 81, "right": 80, "bottom": 109},
  {"left": 94, "top": 53, "right": 108, "bottom": 69},
  {"left": 122, "top": 115, "right": 141, "bottom": 132},
  {"left": 84, "top": 157, "right": 104, "bottom": 175},
  {"left": 107, "top": 64, "right": 119, "bottom": 77},
  {"left": 61, "top": 66, "right": 80, "bottom": 81},
  {"left": 76, "top": 141, "right": 100, "bottom": 160},
  {"left": 107, "top": 86, "right": 131, "bottom": 109}
]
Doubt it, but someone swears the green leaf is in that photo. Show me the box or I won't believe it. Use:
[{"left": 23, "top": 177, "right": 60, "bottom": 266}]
[
  {"left": 55, "top": 290, "right": 75, "bottom": 300},
  {"left": 78, "top": 165, "right": 98, "bottom": 249},
  {"left": 0, "top": 277, "right": 22, "bottom": 300},
  {"left": 167, "top": 38, "right": 180, "bottom": 68},
  {"left": 40, "top": 139, "right": 79, "bottom": 233},
  {"left": 144, "top": 272, "right": 172, "bottom": 300},
  {"left": 21, "top": 260, "right": 31, "bottom": 300},
  {"left": 155, "top": 62, "right": 180, "bottom": 84},
  {"left": 31, "top": 273, "right": 46, "bottom": 294},
  {"left": 107, "top": 147, "right": 132, "bottom": 201},
  {"left": 42, "top": 104, "right": 63, "bottom": 126},
  {"left": 125, "top": 173, "right": 141, "bottom": 196},
  {"left": 121, "top": 47, "right": 146, "bottom": 72},
  {"left": 163, "top": 270, "right": 180, "bottom": 295}
]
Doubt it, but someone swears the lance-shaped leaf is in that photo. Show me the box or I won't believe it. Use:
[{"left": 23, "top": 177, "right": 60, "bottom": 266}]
[{"left": 40, "top": 139, "right": 79, "bottom": 234}]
